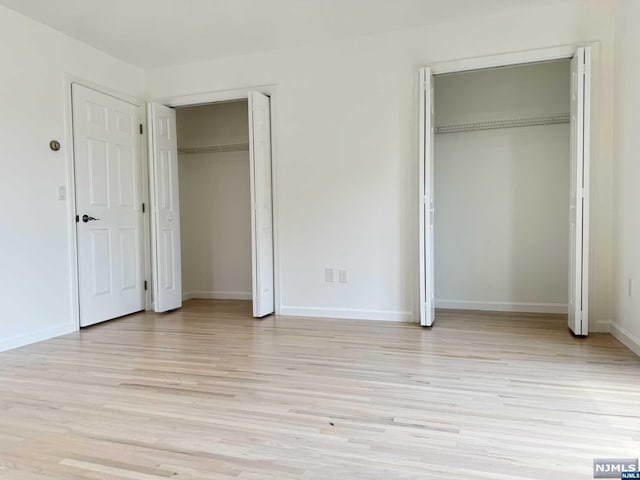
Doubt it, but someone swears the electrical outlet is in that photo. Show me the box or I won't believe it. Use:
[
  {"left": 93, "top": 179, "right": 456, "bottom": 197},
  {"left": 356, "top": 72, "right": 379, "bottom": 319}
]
[
  {"left": 58, "top": 186, "right": 67, "bottom": 200},
  {"left": 629, "top": 278, "right": 634, "bottom": 297},
  {"left": 325, "top": 268, "right": 335, "bottom": 283},
  {"left": 339, "top": 269, "right": 348, "bottom": 283}
]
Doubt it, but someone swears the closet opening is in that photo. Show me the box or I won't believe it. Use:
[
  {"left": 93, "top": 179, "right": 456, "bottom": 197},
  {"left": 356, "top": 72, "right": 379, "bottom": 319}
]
[
  {"left": 419, "top": 47, "right": 591, "bottom": 335},
  {"left": 177, "top": 101, "right": 253, "bottom": 308},
  {"left": 436, "top": 60, "right": 570, "bottom": 321},
  {"left": 147, "top": 92, "right": 276, "bottom": 318}
]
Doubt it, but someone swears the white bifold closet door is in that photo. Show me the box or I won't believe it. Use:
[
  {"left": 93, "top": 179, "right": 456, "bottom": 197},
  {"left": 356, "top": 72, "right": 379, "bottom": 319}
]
[
  {"left": 248, "top": 91, "right": 275, "bottom": 317},
  {"left": 418, "top": 68, "right": 435, "bottom": 327},
  {"left": 148, "top": 103, "right": 182, "bottom": 312},
  {"left": 568, "top": 47, "right": 591, "bottom": 336},
  {"left": 72, "top": 84, "right": 144, "bottom": 327},
  {"left": 148, "top": 93, "right": 274, "bottom": 318}
]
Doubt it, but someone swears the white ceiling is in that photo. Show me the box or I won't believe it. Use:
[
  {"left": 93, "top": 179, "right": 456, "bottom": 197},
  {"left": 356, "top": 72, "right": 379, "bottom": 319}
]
[{"left": 0, "top": 0, "right": 566, "bottom": 68}]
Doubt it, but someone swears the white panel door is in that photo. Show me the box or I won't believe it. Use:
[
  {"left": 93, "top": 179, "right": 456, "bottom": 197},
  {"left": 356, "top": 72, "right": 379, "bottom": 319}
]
[
  {"left": 248, "top": 91, "right": 275, "bottom": 317},
  {"left": 419, "top": 68, "right": 435, "bottom": 327},
  {"left": 568, "top": 47, "right": 591, "bottom": 336},
  {"left": 148, "top": 103, "right": 182, "bottom": 312},
  {"left": 72, "top": 84, "right": 144, "bottom": 327}
]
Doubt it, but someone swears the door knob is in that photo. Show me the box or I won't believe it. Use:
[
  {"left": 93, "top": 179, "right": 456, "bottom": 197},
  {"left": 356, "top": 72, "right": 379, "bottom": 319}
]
[{"left": 82, "top": 214, "right": 99, "bottom": 223}]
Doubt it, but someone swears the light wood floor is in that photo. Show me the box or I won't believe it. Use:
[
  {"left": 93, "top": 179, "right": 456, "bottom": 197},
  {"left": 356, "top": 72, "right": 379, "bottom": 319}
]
[{"left": 0, "top": 301, "right": 638, "bottom": 479}]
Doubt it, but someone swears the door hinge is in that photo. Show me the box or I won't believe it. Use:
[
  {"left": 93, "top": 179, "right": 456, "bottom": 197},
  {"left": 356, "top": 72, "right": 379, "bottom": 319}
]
[
  {"left": 142, "top": 202, "right": 146, "bottom": 213},
  {"left": 144, "top": 280, "right": 148, "bottom": 291},
  {"left": 75, "top": 214, "right": 79, "bottom": 223},
  {"left": 139, "top": 124, "right": 143, "bottom": 135}
]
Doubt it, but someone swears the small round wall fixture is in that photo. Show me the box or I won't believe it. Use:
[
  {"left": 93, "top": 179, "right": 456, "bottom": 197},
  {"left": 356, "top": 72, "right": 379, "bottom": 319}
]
[{"left": 49, "top": 140, "right": 61, "bottom": 151}]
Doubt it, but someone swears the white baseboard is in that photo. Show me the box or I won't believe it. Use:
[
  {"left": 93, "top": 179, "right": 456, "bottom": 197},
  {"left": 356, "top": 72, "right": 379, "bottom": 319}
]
[
  {"left": 183, "top": 291, "right": 252, "bottom": 301},
  {"left": 435, "top": 299, "right": 568, "bottom": 314},
  {"left": 610, "top": 322, "right": 640, "bottom": 357},
  {"left": 280, "top": 306, "right": 413, "bottom": 322},
  {"left": 0, "top": 323, "right": 76, "bottom": 353},
  {"left": 590, "top": 319, "right": 611, "bottom": 333}
]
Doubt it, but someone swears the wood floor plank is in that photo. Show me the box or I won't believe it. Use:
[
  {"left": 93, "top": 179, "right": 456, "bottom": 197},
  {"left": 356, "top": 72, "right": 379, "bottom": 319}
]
[{"left": 0, "top": 301, "right": 638, "bottom": 479}]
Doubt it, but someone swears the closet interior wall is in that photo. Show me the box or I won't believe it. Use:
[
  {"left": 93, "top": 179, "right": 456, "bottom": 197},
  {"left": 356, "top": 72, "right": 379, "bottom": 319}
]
[
  {"left": 176, "top": 101, "right": 252, "bottom": 301},
  {"left": 434, "top": 60, "right": 571, "bottom": 313}
]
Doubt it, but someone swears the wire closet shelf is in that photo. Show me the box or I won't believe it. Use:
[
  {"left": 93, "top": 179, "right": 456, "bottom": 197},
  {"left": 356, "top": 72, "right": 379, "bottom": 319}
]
[
  {"left": 177, "top": 142, "right": 250, "bottom": 154},
  {"left": 434, "top": 113, "right": 569, "bottom": 135}
]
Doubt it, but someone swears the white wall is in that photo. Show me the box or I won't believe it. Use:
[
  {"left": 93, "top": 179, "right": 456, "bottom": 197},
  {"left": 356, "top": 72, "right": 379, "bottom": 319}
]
[
  {"left": 434, "top": 62, "right": 570, "bottom": 313},
  {"left": 434, "top": 61, "right": 570, "bottom": 126},
  {"left": 177, "top": 101, "right": 249, "bottom": 147},
  {"left": 0, "top": 5, "right": 144, "bottom": 351},
  {"left": 146, "top": 0, "right": 615, "bottom": 324},
  {"left": 0, "top": 0, "right": 619, "bottom": 351},
  {"left": 612, "top": 0, "right": 640, "bottom": 354},
  {"left": 176, "top": 102, "right": 252, "bottom": 301}
]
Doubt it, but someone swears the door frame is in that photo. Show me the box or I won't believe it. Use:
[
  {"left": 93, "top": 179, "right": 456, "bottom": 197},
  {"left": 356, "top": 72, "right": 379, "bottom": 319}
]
[
  {"left": 417, "top": 42, "right": 599, "bottom": 329},
  {"left": 149, "top": 84, "right": 281, "bottom": 314},
  {"left": 64, "top": 75, "right": 151, "bottom": 331}
]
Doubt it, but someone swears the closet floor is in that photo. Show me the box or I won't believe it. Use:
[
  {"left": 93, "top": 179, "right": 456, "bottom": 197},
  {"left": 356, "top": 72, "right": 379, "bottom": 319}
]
[{"left": 0, "top": 302, "right": 638, "bottom": 479}]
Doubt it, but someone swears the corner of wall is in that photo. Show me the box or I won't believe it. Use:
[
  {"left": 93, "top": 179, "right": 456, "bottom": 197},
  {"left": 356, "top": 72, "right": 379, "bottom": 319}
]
[{"left": 610, "top": 321, "right": 640, "bottom": 356}]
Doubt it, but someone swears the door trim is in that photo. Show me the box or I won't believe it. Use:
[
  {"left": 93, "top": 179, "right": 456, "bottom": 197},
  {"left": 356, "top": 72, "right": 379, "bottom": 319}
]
[
  {"left": 64, "top": 75, "right": 150, "bottom": 331},
  {"left": 417, "top": 42, "right": 599, "bottom": 327},
  {"left": 149, "top": 84, "right": 281, "bottom": 315}
]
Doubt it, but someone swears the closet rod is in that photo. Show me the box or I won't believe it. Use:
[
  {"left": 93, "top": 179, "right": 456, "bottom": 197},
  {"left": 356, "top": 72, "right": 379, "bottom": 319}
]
[
  {"left": 435, "top": 113, "right": 569, "bottom": 135},
  {"left": 178, "top": 142, "right": 250, "bottom": 154}
]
